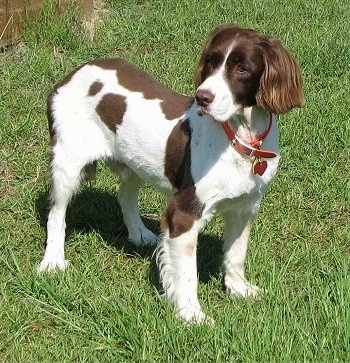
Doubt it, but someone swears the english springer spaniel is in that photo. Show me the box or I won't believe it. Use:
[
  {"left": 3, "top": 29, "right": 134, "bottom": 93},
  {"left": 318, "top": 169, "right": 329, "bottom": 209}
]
[{"left": 38, "top": 24, "right": 304, "bottom": 323}]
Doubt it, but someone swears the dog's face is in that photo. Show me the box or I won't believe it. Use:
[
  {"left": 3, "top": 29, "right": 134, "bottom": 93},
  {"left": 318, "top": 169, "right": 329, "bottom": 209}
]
[{"left": 195, "top": 24, "right": 304, "bottom": 122}]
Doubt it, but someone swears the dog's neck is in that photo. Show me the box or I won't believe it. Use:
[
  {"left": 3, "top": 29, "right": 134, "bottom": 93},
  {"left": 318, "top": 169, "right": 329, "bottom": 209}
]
[{"left": 228, "top": 106, "right": 271, "bottom": 142}]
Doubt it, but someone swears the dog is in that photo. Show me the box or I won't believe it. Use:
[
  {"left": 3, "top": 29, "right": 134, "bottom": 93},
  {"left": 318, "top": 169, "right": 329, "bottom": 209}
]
[{"left": 38, "top": 24, "right": 304, "bottom": 323}]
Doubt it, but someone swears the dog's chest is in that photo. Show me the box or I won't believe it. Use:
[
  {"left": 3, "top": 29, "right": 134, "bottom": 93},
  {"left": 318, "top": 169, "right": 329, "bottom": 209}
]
[{"left": 190, "top": 119, "right": 279, "bottom": 211}]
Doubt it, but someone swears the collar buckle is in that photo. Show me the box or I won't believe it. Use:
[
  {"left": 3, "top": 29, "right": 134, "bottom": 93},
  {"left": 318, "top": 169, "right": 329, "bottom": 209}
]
[{"left": 222, "top": 112, "right": 277, "bottom": 159}]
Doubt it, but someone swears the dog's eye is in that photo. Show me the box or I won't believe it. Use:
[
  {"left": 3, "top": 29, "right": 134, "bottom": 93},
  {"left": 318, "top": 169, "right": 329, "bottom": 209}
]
[
  {"left": 237, "top": 64, "right": 247, "bottom": 73},
  {"left": 205, "top": 52, "right": 221, "bottom": 67},
  {"left": 206, "top": 55, "right": 214, "bottom": 65}
]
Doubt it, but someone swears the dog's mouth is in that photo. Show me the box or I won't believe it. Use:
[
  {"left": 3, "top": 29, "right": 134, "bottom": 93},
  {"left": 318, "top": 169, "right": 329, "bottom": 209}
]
[
  {"left": 197, "top": 106, "right": 228, "bottom": 124},
  {"left": 196, "top": 106, "right": 204, "bottom": 116},
  {"left": 197, "top": 106, "right": 209, "bottom": 117}
]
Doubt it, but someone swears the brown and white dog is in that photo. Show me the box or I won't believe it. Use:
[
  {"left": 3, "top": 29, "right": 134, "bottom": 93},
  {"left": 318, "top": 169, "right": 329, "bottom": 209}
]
[{"left": 38, "top": 24, "right": 304, "bottom": 323}]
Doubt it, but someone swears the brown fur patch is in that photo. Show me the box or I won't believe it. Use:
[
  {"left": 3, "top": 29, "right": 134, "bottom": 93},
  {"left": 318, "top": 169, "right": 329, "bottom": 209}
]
[
  {"left": 195, "top": 24, "right": 304, "bottom": 113},
  {"left": 164, "top": 118, "right": 192, "bottom": 190},
  {"left": 162, "top": 186, "right": 204, "bottom": 238},
  {"left": 88, "top": 81, "right": 103, "bottom": 96},
  {"left": 194, "top": 24, "right": 237, "bottom": 89},
  {"left": 163, "top": 119, "right": 204, "bottom": 238},
  {"left": 96, "top": 93, "right": 127, "bottom": 132},
  {"left": 256, "top": 37, "right": 304, "bottom": 114},
  {"left": 195, "top": 25, "right": 265, "bottom": 107},
  {"left": 90, "top": 58, "right": 193, "bottom": 120}
]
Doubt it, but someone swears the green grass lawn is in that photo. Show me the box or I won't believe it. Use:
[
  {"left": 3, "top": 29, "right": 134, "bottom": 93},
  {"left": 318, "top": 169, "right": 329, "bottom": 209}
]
[{"left": 1, "top": 0, "right": 349, "bottom": 361}]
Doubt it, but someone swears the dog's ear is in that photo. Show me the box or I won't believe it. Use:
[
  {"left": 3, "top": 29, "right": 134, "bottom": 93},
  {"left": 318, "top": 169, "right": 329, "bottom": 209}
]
[
  {"left": 194, "top": 23, "right": 238, "bottom": 90},
  {"left": 194, "top": 53, "right": 206, "bottom": 90},
  {"left": 256, "top": 37, "right": 305, "bottom": 114}
]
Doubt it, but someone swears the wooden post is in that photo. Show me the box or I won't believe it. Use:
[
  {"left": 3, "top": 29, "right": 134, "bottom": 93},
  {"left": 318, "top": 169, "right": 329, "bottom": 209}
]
[{"left": 0, "top": 0, "right": 93, "bottom": 46}]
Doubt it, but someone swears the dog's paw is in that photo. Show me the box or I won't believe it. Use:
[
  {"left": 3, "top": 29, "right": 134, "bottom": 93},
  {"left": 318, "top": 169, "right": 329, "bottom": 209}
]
[
  {"left": 37, "top": 256, "right": 68, "bottom": 274},
  {"left": 129, "top": 229, "right": 159, "bottom": 246},
  {"left": 225, "top": 279, "right": 264, "bottom": 299},
  {"left": 177, "top": 307, "right": 214, "bottom": 325}
]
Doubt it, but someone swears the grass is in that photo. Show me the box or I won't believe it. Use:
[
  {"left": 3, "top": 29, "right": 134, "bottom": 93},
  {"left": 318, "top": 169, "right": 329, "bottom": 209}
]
[{"left": 0, "top": 0, "right": 349, "bottom": 361}]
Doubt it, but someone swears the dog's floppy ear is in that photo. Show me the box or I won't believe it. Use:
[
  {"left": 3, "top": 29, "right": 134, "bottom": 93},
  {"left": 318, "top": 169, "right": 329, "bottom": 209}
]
[
  {"left": 194, "top": 23, "right": 238, "bottom": 90},
  {"left": 194, "top": 51, "right": 206, "bottom": 90},
  {"left": 256, "top": 37, "right": 305, "bottom": 114}
]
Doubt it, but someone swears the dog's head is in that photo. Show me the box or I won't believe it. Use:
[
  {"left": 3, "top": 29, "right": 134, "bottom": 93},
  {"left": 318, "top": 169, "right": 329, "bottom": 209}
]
[{"left": 194, "top": 24, "right": 304, "bottom": 121}]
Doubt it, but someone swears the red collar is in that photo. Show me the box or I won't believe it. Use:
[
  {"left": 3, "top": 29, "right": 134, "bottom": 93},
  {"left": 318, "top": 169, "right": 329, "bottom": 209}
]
[{"left": 221, "top": 112, "right": 277, "bottom": 159}]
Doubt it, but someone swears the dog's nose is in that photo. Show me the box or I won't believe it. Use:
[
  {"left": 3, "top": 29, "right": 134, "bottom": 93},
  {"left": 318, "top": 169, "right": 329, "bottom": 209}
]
[{"left": 195, "top": 89, "right": 214, "bottom": 107}]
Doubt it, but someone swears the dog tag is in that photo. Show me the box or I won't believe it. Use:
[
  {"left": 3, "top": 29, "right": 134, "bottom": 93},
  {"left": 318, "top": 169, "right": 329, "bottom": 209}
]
[{"left": 252, "top": 158, "right": 268, "bottom": 176}]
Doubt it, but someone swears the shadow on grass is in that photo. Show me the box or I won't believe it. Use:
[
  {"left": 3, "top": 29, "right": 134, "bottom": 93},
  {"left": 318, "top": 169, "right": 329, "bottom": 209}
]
[{"left": 36, "top": 186, "right": 223, "bottom": 287}]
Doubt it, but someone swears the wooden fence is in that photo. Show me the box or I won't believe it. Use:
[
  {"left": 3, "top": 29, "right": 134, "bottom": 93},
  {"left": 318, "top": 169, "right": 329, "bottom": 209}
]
[{"left": 0, "top": 0, "right": 93, "bottom": 46}]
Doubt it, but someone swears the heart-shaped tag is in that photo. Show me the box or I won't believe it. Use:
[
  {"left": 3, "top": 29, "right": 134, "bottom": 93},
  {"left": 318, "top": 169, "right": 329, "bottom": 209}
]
[{"left": 252, "top": 159, "right": 268, "bottom": 176}]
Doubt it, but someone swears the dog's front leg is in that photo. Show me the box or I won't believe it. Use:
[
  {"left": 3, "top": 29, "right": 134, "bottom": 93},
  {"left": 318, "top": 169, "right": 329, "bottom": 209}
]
[
  {"left": 222, "top": 208, "right": 262, "bottom": 298},
  {"left": 157, "top": 223, "right": 210, "bottom": 324}
]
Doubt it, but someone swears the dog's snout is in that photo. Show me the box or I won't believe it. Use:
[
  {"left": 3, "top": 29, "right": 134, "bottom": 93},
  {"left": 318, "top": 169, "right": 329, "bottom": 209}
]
[{"left": 195, "top": 89, "right": 214, "bottom": 107}]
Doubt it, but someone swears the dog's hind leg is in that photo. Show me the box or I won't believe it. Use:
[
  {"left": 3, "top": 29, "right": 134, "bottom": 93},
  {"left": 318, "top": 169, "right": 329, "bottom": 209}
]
[
  {"left": 37, "top": 146, "right": 87, "bottom": 273},
  {"left": 111, "top": 163, "right": 158, "bottom": 245}
]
